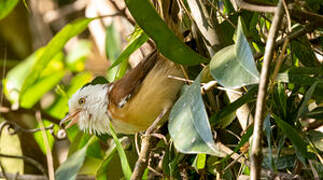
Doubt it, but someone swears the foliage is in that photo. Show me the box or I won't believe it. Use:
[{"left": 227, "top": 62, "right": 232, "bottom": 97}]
[{"left": 0, "top": 0, "right": 322, "bottom": 179}]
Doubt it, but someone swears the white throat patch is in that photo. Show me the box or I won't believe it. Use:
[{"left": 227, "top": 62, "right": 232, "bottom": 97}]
[{"left": 68, "top": 84, "right": 110, "bottom": 135}]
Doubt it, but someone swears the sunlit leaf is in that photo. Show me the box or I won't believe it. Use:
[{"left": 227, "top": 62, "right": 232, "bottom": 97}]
[
  {"left": 0, "top": 122, "right": 23, "bottom": 174},
  {"left": 0, "top": 0, "right": 19, "bottom": 20},
  {"left": 210, "top": 18, "right": 259, "bottom": 88},
  {"left": 192, "top": 153, "right": 207, "bottom": 171},
  {"left": 169, "top": 75, "right": 226, "bottom": 156},
  {"left": 3, "top": 49, "right": 44, "bottom": 108},
  {"left": 33, "top": 120, "right": 58, "bottom": 155},
  {"left": 106, "top": 23, "right": 122, "bottom": 82},
  {"left": 21, "top": 18, "right": 94, "bottom": 96},
  {"left": 125, "top": 0, "right": 208, "bottom": 65},
  {"left": 55, "top": 136, "right": 97, "bottom": 180}
]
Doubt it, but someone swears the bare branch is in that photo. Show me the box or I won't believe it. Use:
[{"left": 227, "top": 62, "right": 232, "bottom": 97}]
[
  {"left": 130, "top": 109, "right": 168, "bottom": 180},
  {"left": 251, "top": 1, "right": 284, "bottom": 179},
  {"left": 35, "top": 111, "right": 54, "bottom": 180}
]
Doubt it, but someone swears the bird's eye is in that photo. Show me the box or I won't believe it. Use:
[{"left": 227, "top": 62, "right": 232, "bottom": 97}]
[{"left": 78, "top": 97, "right": 86, "bottom": 105}]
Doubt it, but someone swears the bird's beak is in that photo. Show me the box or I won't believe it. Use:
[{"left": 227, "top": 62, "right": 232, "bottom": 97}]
[{"left": 60, "top": 109, "right": 81, "bottom": 128}]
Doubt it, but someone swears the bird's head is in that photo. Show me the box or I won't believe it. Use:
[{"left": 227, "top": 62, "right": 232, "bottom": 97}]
[{"left": 60, "top": 83, "right": 111, "bottom": 135}]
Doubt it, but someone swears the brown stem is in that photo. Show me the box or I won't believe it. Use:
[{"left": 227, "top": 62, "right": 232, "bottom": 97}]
[
  {"left": 250, "top": 0, "right": 284, "bottom": 179},
  {"left": 130, "top": 109, "right": 168, "bottom": 180},
  {"left": 35, "top": 111, "right": 55, "bottom": 180},
  {"left": 230, "top": 0, "right": 277, "bottom": 13}
]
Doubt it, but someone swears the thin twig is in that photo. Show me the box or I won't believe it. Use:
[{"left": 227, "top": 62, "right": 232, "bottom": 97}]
[
  {"left": 109, "top": 0, "right": 136, "bottom": 26},
  {"left": 282, "top": 0, "right": 291, "bottom": 32},
  {"left": 231, "top": 0, "right": 277, "bottom": 13},
  {"left": 271, "top": 38, "right": 289, "bottom": 82},
  {"left": 35, "top": 111, "right": 54, "bottom": 180},
  {"left": 250, "top": 1, "right": 284, "bottom": 179},
  {"left": 0, "top": 153, "right": 47, "bottom": 176},
  {"left": 130, "top": 108, "right": 168, "bottom": 180}
]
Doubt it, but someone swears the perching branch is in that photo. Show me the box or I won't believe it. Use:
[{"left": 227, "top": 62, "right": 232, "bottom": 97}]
[
  {"left": 250, "top": 1, "right": 284, "bottom": 179},
  {"left": 130, "top": 109, "right": 168, "bottom": 180}
]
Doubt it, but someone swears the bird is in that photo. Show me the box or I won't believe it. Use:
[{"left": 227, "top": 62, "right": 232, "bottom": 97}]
[{"left": 60, "top": 50, "right": 184, "bottom": 135}]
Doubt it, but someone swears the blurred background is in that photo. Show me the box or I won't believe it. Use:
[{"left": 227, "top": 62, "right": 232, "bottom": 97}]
[{"left": 0, "top": 0, "right": 148, "bottom": 178}]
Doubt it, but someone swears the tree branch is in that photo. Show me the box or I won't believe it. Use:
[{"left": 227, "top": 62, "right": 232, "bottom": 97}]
[
  {"left": 130, "top": 109, "right": 168, "bottom": 180},
  {"left": 250, "top": 0, "right": 284, "bottom": 179}
]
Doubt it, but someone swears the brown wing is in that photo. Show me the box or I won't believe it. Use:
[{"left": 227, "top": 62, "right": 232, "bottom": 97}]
[{"left": 108, "top": 49, "right": 158, "bottom": 107}]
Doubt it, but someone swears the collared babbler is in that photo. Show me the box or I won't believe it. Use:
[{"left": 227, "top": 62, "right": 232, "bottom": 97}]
[{"left": 60, "top": 50, "right": 184, "bottom": 134}]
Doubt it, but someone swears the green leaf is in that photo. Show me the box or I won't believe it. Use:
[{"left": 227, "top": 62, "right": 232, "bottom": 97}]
[
  {"left": 272, "top": 114, "right": 312, "bottom": 162},
  {"left": 0, "top": 121, "right": 23, "bottom": 174},
  {"left": 96, "top": 147, "right": 117, "bottom": 180},
  {"left": 55, "top": 136, "right": 97, "bottom": 180},
  {"left": 21, "top": 18, "right": 94, "bottom": 96},
  {"left": 33, "top": 120, "right": 57, "bottom": 155},
  {"left": 106, "top": 23, "right": 122, "bottom": 82},
  {"left": 109, "top": 28, "right": 148, "bottom": 70},
  {"left": 305, "top": 107, "right": 323, "bottom": 119},
  {"left": 210, "top": 18, "right": 259, "bottom": 88},
  {"left": 125, "top": 0, "right": 209, "bottom": 65},
  {"left": 3, "top": 49, "right": 43, "bottom": 108},
  {"left": 192, "top": 154, "right": 207, "bottom": 171},
  {"left": 212, "top": 86, "right": 257, "bottom": 128},
  {"left": 0, "top": 0, "right": 19, "bottom": 20},
  {"left": 297, "top": 81, "right": 321, "bottom": 120},
  {"left": 291, "top": 36, "right": 318, "bottom": 67},
  {"left": 308, "top": 130, "right": 323, "bottom": 151},
  {"left": 108, "top": 122, "right": 132, "bottom": 179},
  {"left": 169, "top": 75, "right": 226, "bottom": 157}
]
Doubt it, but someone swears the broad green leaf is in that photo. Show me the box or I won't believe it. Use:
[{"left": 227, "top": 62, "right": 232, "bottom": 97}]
[
  {"left": 47, "top": 72, "right": 92, "bottom": 119},
  {"left": 21, "top": 71, "right": 65, "bottom": 108},
  {"left": 106, "top": 23, "right": 122, "bottom": 82},
  {"left": 3, "top": 49, "right": 44, "bottom": 108},
  {"left": 0, "top": 121, "right": 23, "bottom": 174},
  {"left": 125, "top": 0, "right": 208, "bottom": 65},
  {"left": 169, "top": 75, "right": 226, "bottom": 157},
  {"left": 0, "top": 0, "right": 19, "bottom": 20},
  {"left": 21, "top": 18, "right": 94, "bottom": 96},
  {"left": 272, "top": 114, "right": 313, "bottom": 162},
  {"left": 210, "top": 18, "right": 259, "bottom": 88},
  {"left": 55, "top": 136, "right": 97, "bottom": 180},
  {"left": 108, "top": 122, "right": 132, "bottom": 179}
]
